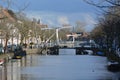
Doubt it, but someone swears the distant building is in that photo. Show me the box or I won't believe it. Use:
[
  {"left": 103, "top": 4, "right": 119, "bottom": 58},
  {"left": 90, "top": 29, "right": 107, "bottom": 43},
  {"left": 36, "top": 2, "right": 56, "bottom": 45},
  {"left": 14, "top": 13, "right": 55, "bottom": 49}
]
[
  {"left": 66, "top": 32, "right": 89, "bottom": 41},
  {"left": 27, "top": 19, "right": 48, "bottom": 45},
  {"left": 0, "top": 7, "right": 49, "bottom": 48},
  {"left": 0, "top": 7, "right": 17, "bottom": 47},
  {"left": 0, "top": 7, "right": 16, "bottom": 22}
]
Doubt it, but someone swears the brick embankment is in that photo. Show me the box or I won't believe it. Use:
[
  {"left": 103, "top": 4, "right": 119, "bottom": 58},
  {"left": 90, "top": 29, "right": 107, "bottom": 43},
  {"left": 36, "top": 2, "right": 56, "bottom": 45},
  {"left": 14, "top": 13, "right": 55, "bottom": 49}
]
[{"left": 24, "top": 48, "right": 39, "bottom": 54}]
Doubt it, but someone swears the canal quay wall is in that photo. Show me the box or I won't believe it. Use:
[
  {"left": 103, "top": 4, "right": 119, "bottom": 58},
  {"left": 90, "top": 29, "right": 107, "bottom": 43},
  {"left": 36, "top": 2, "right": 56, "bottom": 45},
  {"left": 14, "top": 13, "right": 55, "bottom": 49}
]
[
  {"left": 0, "top": 49, "right": 38, "bottom": 60},
  {"left": 24, "top": 48, "right": 38, "bottom": 54},
  {"left": 0, "top": 48, "right": 119, "bottom": 64},
  {"left": 0, "top": 53, "right": 13, "bottom": 59}
]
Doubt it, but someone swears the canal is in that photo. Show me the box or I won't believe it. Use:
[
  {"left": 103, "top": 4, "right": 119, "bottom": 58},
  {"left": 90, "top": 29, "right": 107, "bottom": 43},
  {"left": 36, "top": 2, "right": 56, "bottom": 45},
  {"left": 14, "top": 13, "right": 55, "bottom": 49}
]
[{"left": 0, "top": 49, "right": 120, "bottom": 80}]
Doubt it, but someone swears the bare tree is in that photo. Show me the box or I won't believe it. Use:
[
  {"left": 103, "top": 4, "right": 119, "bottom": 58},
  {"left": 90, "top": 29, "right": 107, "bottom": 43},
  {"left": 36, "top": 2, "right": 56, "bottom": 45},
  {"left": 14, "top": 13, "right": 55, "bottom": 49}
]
[
  {"left": 1, "top": 0, "right": 29, "bottom": 12},
  {"left": 0, "top": 0, "right": 29, "bottom": 52},
  {"left": 0, "top": 20, "right": 16, "bottom": 53},
  {"left": 84, "top": 0, "right": 120, "bottom": 48},
  {"left": 74, "top": 21, "right": 86, "bottom": 32},
  {"left": 84, "top": 0, "right": 120, "bottom": 16},
  {"left": 84, "top": 0, "right": 120, "bottom": 8}
]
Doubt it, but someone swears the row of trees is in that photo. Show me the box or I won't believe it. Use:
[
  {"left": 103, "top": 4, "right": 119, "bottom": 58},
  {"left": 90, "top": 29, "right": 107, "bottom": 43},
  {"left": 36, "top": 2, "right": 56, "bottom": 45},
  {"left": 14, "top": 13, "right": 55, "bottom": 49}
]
[
  {"left": 0, "top": 0, "right": 87, "bottom": 53},
  {"left": 0, "top": 10, "right": 31, "bottom": 52},
  {"left": 85, "top": 0, "right": 120, "bottom": 49},
  {"left": 0, "top": 0, "right": 51, "bottom": 52},
  {"left": 0, "top": 7, "right": 72, "bottom": 52}
]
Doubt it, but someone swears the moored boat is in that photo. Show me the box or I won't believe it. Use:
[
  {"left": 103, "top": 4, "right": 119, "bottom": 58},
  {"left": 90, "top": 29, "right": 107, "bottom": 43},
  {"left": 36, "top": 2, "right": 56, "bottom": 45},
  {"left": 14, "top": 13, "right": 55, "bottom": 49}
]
[{"left": 0, "top": 59, "right": 4, "bottom": 65}]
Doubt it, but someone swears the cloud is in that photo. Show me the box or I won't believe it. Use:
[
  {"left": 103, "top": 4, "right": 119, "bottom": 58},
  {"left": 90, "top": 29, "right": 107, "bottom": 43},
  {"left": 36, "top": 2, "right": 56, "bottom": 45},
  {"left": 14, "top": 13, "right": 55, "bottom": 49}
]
[
  {"left": 46, "top": 20, "right": 54, "bottom": 25},
  {"left": 25, "top": 11, "right": 97, "bottom": 32},
  {"left": 57, "top": 16, "right": 69, "bottom": 25}
]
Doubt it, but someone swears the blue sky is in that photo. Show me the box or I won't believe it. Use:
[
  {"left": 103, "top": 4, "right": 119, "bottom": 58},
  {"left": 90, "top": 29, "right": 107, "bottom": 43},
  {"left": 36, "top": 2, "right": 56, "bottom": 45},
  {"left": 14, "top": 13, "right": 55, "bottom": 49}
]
[{"left": 0, "top": 0, "right": 99, "bottom": 32}]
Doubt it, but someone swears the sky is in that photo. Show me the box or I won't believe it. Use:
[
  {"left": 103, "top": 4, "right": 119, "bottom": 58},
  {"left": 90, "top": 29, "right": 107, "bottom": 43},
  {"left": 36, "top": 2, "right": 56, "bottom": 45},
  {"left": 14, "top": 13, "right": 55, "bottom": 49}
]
[{"left": 0, "top": 0, "right": 99, "bottom": 32}]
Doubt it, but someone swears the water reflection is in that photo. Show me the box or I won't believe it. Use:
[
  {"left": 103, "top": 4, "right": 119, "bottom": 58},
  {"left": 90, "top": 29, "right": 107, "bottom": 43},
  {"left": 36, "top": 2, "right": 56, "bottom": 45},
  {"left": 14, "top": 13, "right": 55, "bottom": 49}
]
[
  {"left": 0, "top": 54, "right": 120, "bottom": 80},
  {"left": 0, "top": 54, "right": 38, "bottom": 80},
  {"left": 22, "top": 55, "right": 120, "bottom": 80}
]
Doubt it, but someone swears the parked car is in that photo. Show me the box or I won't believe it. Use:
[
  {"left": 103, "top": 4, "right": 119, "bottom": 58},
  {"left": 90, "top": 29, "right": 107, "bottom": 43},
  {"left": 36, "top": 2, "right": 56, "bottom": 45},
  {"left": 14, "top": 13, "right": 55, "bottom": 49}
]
[
  {"left": 7, "top": 44, "right": 17, "bottom": 52},
  {"left": 0, "top": 44, "right": 4, "bottom": 53},
  {"left": 0, "top": 47, "right": 4, "bottom": 53}
]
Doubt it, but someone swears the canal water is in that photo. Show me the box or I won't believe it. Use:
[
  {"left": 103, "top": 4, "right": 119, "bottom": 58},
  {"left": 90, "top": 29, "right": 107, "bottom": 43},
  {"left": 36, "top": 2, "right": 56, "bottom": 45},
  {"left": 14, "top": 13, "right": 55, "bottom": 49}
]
[{"left": 0, "top": 49, "right": 120, "bottom": 80}]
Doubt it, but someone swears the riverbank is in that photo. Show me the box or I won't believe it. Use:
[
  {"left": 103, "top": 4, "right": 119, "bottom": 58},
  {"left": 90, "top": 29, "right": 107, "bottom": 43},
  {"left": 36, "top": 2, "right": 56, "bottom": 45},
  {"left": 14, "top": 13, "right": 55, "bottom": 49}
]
[
  {"left": 0, "top": 48, "right": 38, "bottom": 59},
  {"left": 0, "top": 53, "right": 13, "bottom": 59},
  {"left": 24, "top": 48, "right": 38, "bottom": 54}
]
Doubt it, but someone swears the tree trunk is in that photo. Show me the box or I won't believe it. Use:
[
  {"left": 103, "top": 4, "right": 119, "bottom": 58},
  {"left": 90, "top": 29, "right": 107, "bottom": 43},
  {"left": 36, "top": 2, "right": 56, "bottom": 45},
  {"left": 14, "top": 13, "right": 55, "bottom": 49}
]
[{"left": 4, "top": 38, "right": 8, "bottom": 53}]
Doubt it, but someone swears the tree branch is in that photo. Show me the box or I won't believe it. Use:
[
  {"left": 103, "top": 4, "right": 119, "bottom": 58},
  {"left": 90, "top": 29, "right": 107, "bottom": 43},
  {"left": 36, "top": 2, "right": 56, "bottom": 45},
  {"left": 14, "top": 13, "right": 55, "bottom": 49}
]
[{"left": 106, "top": 0, "right": 120, "bottom": 6}]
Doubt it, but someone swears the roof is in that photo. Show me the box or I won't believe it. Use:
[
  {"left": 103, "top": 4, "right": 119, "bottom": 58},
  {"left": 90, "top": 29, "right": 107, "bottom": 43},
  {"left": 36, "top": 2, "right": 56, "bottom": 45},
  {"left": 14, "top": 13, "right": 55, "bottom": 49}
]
[
  {"left": 0, "top": 8, "right": 16, "bottom": 22},
  {"left": 36, "top": 23, "right": 48, "bottom": 28}
]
